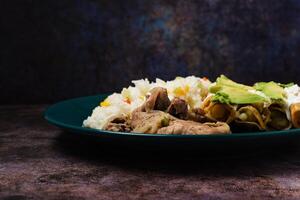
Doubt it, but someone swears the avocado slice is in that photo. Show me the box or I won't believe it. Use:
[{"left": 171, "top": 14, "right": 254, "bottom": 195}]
[
  {"left": 215, "top": 75, "right": 253, "bottom": 91},
  {"left": 211, "top": 87, "right": 267, "bottom": 104},
  {"left": 210, "top": 75, "right": 269, "bottom": 104},
  {"left": 254, "top": 82, "right": 286, "bottom": 100}
]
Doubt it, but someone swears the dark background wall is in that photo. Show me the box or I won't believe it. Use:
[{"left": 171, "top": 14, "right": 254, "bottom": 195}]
[{"left": 1, "top": 0, "right": 300, "bottom": 104}]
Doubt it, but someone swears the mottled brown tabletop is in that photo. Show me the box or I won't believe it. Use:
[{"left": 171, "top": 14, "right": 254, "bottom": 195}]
[{"left": 2, "top": 105, "right": 300, "bottom": 200}]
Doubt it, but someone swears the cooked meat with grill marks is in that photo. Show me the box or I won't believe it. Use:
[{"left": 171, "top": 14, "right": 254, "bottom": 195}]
[
  {"left": 166, "top": 97, "right": 188, "bottom": 119},
  {"left": 157, "top": 120, "right": 231, "bottom": 135},
  {"left": 135, "top": 87, "right": 171, "bottom": 112},
  {"left": 130, "top": 110, "right": 174, "bottom": 134},
  {"left": 103, "top": 115, "right": 132, "bottom": 132},
  {"left": 130, "top": 110, "right": 230, "bottom": 135}
]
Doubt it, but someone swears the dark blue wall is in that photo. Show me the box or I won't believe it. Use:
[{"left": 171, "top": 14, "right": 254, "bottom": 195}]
[{"left": 1, "top": 0, "right": 300, "bottom": 103}]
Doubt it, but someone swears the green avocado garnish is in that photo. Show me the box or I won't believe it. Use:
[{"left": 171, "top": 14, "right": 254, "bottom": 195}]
[
  {"left": 210, "top": 75, "right": 268, "bottom": 104},
  {"left": 254, "top": 82, "right": 286, "bottom": 100},
  {"left": 215, "top": 75, "right": 253, "bottom": 91},
  {"left": 211, "top": 86, "right": 267, "bottom": 104}
]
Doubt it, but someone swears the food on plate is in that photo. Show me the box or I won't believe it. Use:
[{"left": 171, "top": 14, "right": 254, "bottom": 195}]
[
  {"left": 83, "top": 75, "right": 300, "bottom": 135},
  {"left": 205, "top": 75, "right": 292, "bottom": 131},
  {"left": 83, "top": 76, "right": 211, "bottom": 130},
  {"left": 128, "top": 87, "right": 230, "bottom": 135}
]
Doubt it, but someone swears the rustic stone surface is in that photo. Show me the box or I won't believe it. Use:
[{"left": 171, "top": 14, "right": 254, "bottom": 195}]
[{"left": 2, "top": 105, "right": 300, "bottom": 199}]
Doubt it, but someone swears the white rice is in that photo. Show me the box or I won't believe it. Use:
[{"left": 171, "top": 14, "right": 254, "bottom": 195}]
[
  {"left": 285, "top": 84, "right": 300, "bottom": 107},
  {"left": 284, "top": 84, "right": 300, "bottom": 120},
  {"left": 83, "top": 76, "right": 211, "bottom": 129}
]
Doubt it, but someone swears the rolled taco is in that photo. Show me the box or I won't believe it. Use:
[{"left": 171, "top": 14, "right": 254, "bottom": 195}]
[
  {"left": 290, "top": 103, "right": 300, "bottom": 128},
  {"left": 254, "top": 81, "right": 291, "bottom": 130},
  {"left": 233, "top": 105, "right": 266, "bottom": 131},
  {"left": 201, "top": 95, "right": 236, "bottom": 124},
  {"left": 204, "top": 75, "right": 269, "bottom": 126},
  {"left": 266, "top": 103, "right": 291, "bottom": 130},
  {"left": 284, "top": 84, "right": 300, "bottom": 128}
]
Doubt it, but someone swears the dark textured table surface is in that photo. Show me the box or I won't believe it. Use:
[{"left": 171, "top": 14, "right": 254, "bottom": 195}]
[{"left": 2, "top": 105, "right": 300, "bottom": 199}]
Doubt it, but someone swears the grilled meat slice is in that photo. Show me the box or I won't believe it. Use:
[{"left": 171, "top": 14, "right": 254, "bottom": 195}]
[
  {"left": 166, "top": 97, "right": 188, "bottom": 119},
  {"left": 157, "top": 120, "right": 231, "bottom": 135},
  {"left": 130, "top": 110, "right": 174, "bottom": 134},
  {"left": 135, "top": 87, "right": 171, "bottom": 112}
]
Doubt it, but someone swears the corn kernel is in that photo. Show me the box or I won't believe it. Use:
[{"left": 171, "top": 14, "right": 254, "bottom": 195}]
[
  {"left": 174, "top": 87, "right": 185, "bottom": 96},
  {"left": 100, "top": 100, "right": 110, "bottom": 107},
  {"left": 124, "top": 97, "right": 131, "bottom": 104}
]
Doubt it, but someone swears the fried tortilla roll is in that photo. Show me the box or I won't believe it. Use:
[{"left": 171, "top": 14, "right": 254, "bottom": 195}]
[
  {"left": 290, "top": 103, "right": 300, "bottom": 128},
  {"left": 201, "top": 96, "right": 236, "bottom": 124},
  {"left": 252, "top": 103, "right": 271, "bottom": 125},
  {"left": 267, "top": 104, "right": 291, "bottom": 130},
  {"left": 234, "top": 105, "right": 266, "bottom": 131}
]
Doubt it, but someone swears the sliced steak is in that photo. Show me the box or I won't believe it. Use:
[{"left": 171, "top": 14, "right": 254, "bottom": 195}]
[
  {"left": 130, "top": 110, "right": 174, "bottom": 134},
  {"left": 166, "top": 97, "right": 188, "bottom": 119},
  {"left": 135, "top": 87, "right": 171, "bottom": 112},
  {"left": 157, "top": 120, "right": 231, "bottom": 135}
]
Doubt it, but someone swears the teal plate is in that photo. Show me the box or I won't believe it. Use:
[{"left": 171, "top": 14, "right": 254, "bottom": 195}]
[{"left": 44, "top": 95, "right": 300, "bottom": 153}]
